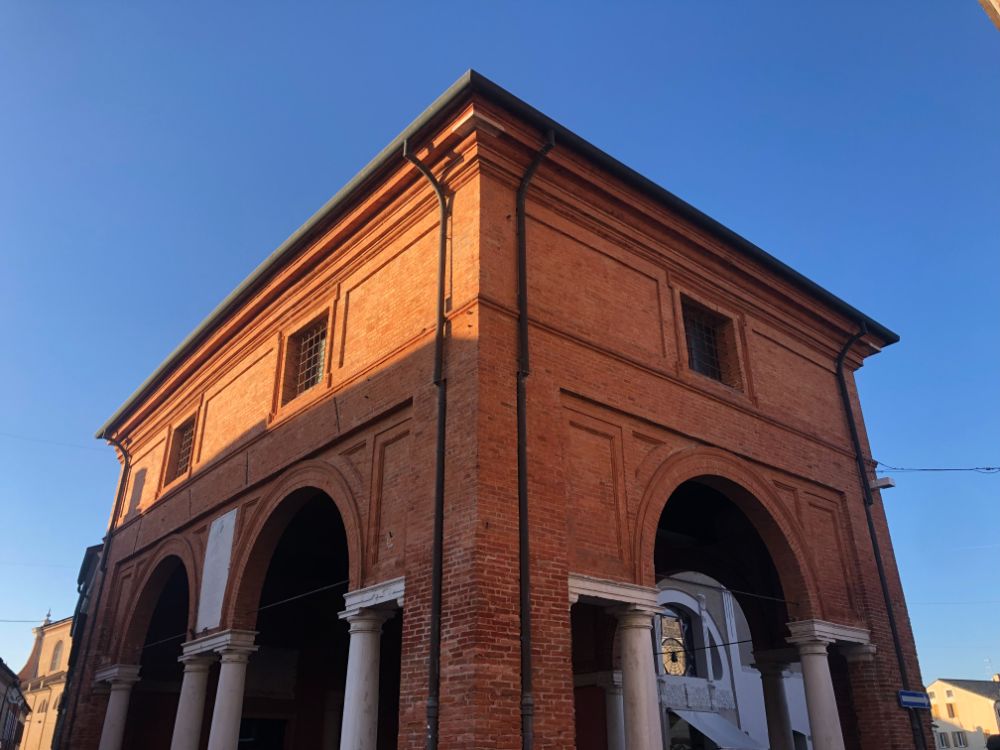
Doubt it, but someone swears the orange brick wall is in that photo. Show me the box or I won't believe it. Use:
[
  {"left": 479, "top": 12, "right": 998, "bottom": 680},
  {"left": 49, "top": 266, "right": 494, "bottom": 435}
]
[{"left": 62, "top": 97, "right": 930, "bottom": 750}]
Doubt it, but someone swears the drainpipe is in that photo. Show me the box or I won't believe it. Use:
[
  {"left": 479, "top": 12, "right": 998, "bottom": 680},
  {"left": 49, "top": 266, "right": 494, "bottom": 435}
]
[
  {"left": 835, "top": 325, "right": 927, "bottom": 750},
  {"left": 515, "top": 131, "right": 555, "bottom": 750},
  {"left": 57, "top": 433, "right": 131, "bottom": 750},
  {"left": 402, "top": 140, "right": 450, "bottom": 750}
]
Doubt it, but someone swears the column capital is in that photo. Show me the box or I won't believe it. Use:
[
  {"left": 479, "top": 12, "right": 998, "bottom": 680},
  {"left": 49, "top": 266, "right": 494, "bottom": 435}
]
[
  {"left": 93, "top": 663, "right": 141, "bottom": 687},
  {"left": 753, "top": 647, "right": 798, "bottom": 674},
  {"left": 568, "top": 573, "right": 659, "bottom": 609},
  {"left": 786, "top": 618, "right": 870, "bottom": 646},
  {"left": 841, "top": 643, "right": 877, "bottom": 664},
  {"left": 611, "top": 605, "right": 661, "bottom": 631},
  {"left": 182, "top": 628, "right": 258, "bottom": 659},
  {"left": 792, "top": 640, "right": 831, "bottom": 658},
  {"left": 755, "top": 660, "right": 790, "bottom": 677},
  {"left": 340, "top": 576, "right": 405, "bottom": 620},
  {"left": 339, "top": 607, "right": 394, "bottom": 633},
  {"left": 178, "top": 653, "right": 216, "bottom": 671}
]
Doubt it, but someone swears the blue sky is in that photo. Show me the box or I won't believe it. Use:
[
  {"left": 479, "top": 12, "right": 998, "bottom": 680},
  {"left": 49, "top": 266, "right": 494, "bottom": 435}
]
[{"left": 0, "top": 2, "right": 997, "bottom": 684}]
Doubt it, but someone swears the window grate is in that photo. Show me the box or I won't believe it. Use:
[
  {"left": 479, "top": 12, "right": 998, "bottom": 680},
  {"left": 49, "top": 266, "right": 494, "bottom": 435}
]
[
  {"left": 683, "top": 302, "right": 724, "bottom": 382},
  {"left": 292, "top": 320, "right": 327, "bottom": 398},
  {"left": 171, "top": 420, "right": 196, "bottom": 480}
]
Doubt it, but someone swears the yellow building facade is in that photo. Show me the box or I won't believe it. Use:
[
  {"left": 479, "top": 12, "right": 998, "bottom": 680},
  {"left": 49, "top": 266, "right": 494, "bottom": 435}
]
[
  {"left": 18, "top": 616, "right": 72, "bottom": 750},
  {"left": 927, "top": 677, "right": 1000, "bottom": 750}
]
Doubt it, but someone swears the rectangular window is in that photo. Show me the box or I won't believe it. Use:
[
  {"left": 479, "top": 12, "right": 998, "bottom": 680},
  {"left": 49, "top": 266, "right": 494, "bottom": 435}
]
[
  {"left": 947, "top": 703, "right": 957, "bottom": 718},
  {"left": 928, "top": 691, "right": 936, "bottom": 699},
  {"left": 282, "top": 317, "right": 328, "bottom": 404},
  {"left": 681, "top": 298, "right": 742, "bottom": 389},
  {"left": 946, "top": 689, "right": 954, "bottom": 698},
  {"left": 166, "top": 417, "right": 196, "bottom": 483},
  {"left": 953, "top": 732, "right": 968, "bottom": 748},
  {"left": 938, "top": 733, "right": 951, "bottom": 748}
]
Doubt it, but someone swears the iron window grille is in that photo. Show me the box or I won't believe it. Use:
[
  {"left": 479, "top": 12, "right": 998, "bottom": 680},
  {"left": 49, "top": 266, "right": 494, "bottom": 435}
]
[
  {"left": 681, "top": 298, "right": 743, "bottom": 389},
  {"left": 283, "top": 317, "right": 328, "bottom": 404},
  {"left": 167, "top": 418, "right": 196, "bottom": 482}
]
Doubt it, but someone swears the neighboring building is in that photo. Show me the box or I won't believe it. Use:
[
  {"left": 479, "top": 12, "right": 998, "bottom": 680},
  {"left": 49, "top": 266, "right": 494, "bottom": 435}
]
[
  {"left": 927, "top": 677, "right": 1000, "bottom": 750},
  {"left": 0, "top": 657, "right": 28, "bottom": 750},
  {"left": 61, "top": 71, "right": 929, "bottom": 750},
  {"left": 980, "top": 0, "right": 1000, "bottom": 31},
  {"left": 18, "top": 616, "right": 72, "bottom": 750}
]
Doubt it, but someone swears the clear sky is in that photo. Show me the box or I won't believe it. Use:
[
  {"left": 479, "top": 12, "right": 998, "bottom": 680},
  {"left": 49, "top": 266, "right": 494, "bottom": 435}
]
[{"left": 1, "top": 2, "right": 997, "bottom": 684}]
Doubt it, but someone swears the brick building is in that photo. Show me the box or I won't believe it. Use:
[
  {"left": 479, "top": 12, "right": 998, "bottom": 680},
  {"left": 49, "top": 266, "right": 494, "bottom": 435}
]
[{"left": 60, "top": 71, "right": 930, "bottom": 750}]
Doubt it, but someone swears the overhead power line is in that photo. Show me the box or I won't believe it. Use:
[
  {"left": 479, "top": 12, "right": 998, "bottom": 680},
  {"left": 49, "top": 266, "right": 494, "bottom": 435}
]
[
  {"left": 0, "top": 430, "right": 104, "bottom": 453},
  {"left": 877, "top": 461, "right": 1000, "bottom": 474}
]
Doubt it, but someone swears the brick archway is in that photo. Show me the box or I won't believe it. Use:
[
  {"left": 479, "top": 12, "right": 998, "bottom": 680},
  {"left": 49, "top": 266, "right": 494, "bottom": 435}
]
[
  {"left": 116, "top": 537, "right": 199, "bottom": 664},
  {"left": 634, "top": 446, "right": 820, "bottom": 621},
  {"left": 223, "top": 459, "right": 363, "bottom": 630}
]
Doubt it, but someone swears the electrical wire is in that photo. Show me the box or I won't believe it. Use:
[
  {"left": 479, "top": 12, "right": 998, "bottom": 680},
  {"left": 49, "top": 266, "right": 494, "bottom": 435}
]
[
  {"left": 134, "top": 580, "right": 353, "bottom": 652},
  {"left": 876, "top": 461, "right": 1000, "bottom": 474},
  {"left": 0, "top": 431, "right": 104, "bottom": 453},
  {"left": 655, "top": 637, "right": 755, "bottom": 658},
  {"left": 657, "top": 573, "right": 795, "bottom": 606}
]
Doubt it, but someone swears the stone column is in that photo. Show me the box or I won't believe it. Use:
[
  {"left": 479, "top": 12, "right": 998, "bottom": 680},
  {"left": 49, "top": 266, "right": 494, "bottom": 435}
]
[
  {"left": 170, "top": 654, "right": 215, "bottom": 750},
  {"left": 790, "top": 638, "right": 845, "bottom": 750},
  {"left": 615, "top": 608, "right": 664, "bottom": 750},
  {"left": 756, "top": 660, "right": 795, "bottom": 750},
  {"left": 205, "top": 632, "right": 257, "bottom": 750},
  {"left": 338, "top": 609, "right": 392, "bottom": 750},
  {"left": 604, "top": 671, "right": 626, "bottom": 750},
  {"left": 94, "top": 665, "right": 141, "bottom": 750}
]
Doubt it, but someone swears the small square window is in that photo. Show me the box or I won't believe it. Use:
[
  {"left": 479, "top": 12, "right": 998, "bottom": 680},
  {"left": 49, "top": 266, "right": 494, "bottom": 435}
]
[
  {"left": 928, "top": 691, "right": 936, "bottom": 699},
  {"left": 946, "top": 689, "right": 954, "bottom": 698},
  {"left": 282, "top": 317, "right": 328, "bottom": 404},
  {"left": 681, "top": 298, "right": 742, "bottom": 389},
  {"left": 166, "top": 417, "right": 196, "bottom": 483}
]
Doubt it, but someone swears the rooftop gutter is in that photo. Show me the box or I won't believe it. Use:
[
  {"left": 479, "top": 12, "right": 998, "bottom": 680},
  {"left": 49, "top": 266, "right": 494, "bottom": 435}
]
[{"left": 96, "top": 69, "right": 898, "bottom": 438}]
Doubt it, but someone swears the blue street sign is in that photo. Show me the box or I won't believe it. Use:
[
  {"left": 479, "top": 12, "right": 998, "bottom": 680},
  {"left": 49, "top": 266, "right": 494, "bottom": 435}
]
[{"left": 898, "top": 690, "right": 931, "bottom": 710}]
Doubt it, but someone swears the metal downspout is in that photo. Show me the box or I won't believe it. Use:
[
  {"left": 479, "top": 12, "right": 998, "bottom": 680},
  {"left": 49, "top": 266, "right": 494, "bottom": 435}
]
[
  {"left": 516, "top": 131, "right": 555, "bottom": 750},
  {"left": 403, "top": 140, "right": 450, "bottom": 750},
  {"left": 58, "top": 433, "right": 131, "bottom": 749},
  {"left": 835, "top": 325, "right": 927, "bottom": 750}
]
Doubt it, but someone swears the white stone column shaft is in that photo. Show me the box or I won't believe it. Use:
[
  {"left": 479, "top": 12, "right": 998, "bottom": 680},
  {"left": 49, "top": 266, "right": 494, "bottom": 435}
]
[
  {"left": 758, "top": 662, "right": 795, "bottom": 750},
  {"left": 604, "top": 676, "right": 626, "bottom": 750},
  {"left": 206, "top": 649, "right": 253, "bottom": 750},
  {"left": 616, "top": 609, "right": 664, "bottom": 750},
  {"left": 96, "top": 666, "right": 140, "bottom": 750},
  {"left": 170, "top": 655, "right": 214, "bottom": 750},
  {"left": 339, "top": 609, "right": 391, "bottom": 750},
  {"left": 795, "top": 640, "right": 846, "bottom": 750}
]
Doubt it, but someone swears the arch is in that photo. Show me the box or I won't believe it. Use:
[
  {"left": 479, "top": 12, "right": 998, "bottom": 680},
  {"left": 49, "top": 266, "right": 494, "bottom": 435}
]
[
  {"left": 116, "top": 539, "right": 198, "bottom": 664},
  {"left": 223, "top": 459, "right": 363, "bottom": 630},
  {"left": 635, "top": 446, "right": 820, "bottom": 620}
]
